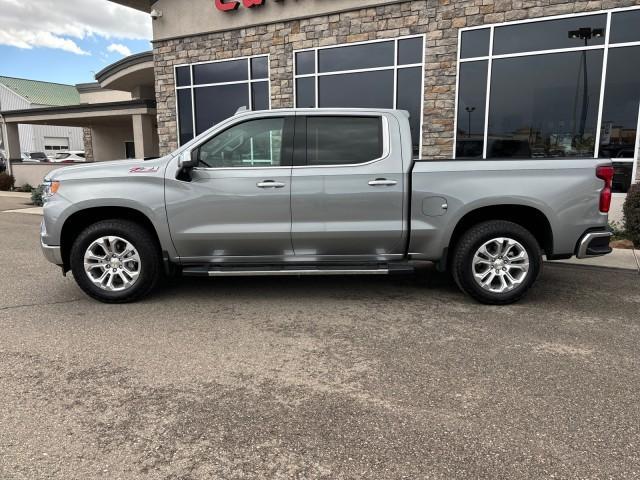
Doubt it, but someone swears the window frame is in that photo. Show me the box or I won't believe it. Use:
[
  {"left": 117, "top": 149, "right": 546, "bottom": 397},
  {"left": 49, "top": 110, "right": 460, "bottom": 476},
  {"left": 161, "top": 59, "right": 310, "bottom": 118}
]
[
  {"left": 174, "top": 54, "right": 271, "bottom": 147},
  {"left": 293, "top": 35, "right": 425, "bottom": 158},
  {"left": 453, "top": 5, "right": 640, "bottom": 190},
  {"left": 293, "top": 113, "right": 390, "bottom": 168}
]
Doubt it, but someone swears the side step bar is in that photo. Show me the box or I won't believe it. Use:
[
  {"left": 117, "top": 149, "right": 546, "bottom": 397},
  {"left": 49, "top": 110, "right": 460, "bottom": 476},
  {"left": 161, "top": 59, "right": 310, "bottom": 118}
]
[{"left": 181, "top": 264, "right": 415, "bottom": 277}]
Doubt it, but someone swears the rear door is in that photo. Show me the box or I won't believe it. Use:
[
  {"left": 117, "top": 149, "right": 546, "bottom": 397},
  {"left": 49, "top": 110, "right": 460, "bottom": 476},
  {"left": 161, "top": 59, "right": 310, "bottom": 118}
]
[{"left": 290, "top": 113, "right": 405, "bottom": 259}]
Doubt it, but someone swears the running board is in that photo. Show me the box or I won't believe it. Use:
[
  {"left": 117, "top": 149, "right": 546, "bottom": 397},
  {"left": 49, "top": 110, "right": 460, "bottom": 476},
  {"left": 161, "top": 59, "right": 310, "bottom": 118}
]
[{"left": 181, "top": 264, "right": 414, "bottom": 277}]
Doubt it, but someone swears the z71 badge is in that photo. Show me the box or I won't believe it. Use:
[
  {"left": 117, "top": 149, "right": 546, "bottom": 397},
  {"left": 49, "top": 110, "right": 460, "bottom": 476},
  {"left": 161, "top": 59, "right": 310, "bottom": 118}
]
[{"left": 129, "top": 166, "right": 160, "bottom": 174}]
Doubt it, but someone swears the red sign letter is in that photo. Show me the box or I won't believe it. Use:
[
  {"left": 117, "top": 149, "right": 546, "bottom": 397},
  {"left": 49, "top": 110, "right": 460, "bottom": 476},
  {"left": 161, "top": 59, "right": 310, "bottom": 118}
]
[
  {"left": 215, "top": 0, "right": 240, "bottom": 11},
  {"left": 242, "top": 0, "right": 264, "bottom": 7}
]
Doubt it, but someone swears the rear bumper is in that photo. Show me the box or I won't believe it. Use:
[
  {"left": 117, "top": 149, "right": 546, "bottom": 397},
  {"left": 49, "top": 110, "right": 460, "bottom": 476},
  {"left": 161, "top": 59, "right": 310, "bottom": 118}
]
[{"left": 576, "top": 230, "right": 613, "bottom": 259}]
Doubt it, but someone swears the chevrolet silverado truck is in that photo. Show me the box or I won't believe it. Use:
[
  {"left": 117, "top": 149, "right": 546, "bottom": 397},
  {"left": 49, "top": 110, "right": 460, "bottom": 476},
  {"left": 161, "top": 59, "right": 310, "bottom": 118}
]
[{"left": 40, "top": 108, "right": 614, "bottom": 304}]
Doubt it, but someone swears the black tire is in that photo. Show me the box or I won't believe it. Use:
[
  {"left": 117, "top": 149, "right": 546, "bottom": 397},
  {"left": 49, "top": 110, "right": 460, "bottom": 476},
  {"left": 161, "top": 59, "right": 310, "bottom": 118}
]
[
  {"left": 451, "top": 220, "right": 542, "bottom": 305},
  {"left": 70, "top": 219, "right": 161, "bottom": 303}
]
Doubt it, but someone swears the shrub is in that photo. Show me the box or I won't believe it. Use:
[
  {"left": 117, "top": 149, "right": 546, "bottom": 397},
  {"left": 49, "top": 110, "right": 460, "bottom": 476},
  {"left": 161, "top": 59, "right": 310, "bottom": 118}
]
[
  {"left": 609, "top": 220, "right": 627, "bottom": 240},
  {"left": 31, "top": 184, "right": 45, "bottom": 207},
  {"left": 0, "top": 172, "right": 15, "bottom": 191},
  {"left": 623, "top": 183, "right": 640, "bottom": 247},
  {"left": 16, "top": 183, "right": 33, "bottom": 193}
]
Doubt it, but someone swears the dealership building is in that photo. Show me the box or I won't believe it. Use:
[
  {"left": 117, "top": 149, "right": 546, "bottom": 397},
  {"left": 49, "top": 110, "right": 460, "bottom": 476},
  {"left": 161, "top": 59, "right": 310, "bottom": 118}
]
[{"left": 11, "top": 0, "right": 614, "bottom": 195}]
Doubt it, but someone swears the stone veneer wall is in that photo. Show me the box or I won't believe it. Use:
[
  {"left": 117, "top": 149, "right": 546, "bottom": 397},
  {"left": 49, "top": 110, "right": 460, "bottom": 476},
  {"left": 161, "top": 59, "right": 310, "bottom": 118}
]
[
  {"left": 153, "top": 0, "right": 640, "bottom": 177},
  {"left": 82, "top": 128, "right": 94, "bottom": 163}
]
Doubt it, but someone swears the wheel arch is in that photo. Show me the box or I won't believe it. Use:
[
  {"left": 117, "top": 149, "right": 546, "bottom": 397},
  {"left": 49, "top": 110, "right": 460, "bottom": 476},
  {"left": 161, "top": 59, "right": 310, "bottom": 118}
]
[
  {"left": 445, "top": 204, "right": 554, "bottom": 266},
  {"left": 60, "top": 206, "right": 162, "bottom": 271}
]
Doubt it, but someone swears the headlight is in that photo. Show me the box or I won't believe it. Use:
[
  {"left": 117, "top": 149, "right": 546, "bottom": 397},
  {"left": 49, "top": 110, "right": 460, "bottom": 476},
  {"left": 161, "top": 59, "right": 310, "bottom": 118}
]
[{"left": 42, "top": 180, "right": 60, "bottom": 202}]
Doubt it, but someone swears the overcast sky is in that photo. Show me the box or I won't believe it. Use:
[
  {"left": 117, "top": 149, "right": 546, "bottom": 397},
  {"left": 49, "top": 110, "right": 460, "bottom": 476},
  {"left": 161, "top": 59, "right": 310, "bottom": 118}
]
[{"left": 0, "top": 0, "right": 152, "bottom": 85}]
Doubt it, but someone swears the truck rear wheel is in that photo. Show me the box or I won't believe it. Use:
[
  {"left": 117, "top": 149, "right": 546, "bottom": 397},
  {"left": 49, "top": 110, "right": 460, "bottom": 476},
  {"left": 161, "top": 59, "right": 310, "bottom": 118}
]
[
  {"left": 70, "top": 219, "right": 161, "bottom": 303},
  {"left": 451, "top": 220, "right": 542, "bottom": 305}
]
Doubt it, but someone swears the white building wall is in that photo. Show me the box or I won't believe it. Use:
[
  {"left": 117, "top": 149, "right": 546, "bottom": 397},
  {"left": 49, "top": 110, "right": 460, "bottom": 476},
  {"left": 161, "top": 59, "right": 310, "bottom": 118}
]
[{"left": 0, "top": 84, "right": 84, "bottom": 155}]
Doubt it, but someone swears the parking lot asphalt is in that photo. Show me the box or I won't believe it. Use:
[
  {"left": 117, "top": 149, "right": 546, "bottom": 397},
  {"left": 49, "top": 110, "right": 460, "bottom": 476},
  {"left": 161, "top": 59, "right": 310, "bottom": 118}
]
[{"left": 1, "top": 203, "right": 639, "bottom": 479}]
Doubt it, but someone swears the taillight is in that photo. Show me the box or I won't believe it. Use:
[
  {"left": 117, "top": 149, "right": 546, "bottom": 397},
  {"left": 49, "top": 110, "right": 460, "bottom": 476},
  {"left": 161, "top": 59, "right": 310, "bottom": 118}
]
[{"left": 596, "top": 165, "right": 614, "bottom": 213}]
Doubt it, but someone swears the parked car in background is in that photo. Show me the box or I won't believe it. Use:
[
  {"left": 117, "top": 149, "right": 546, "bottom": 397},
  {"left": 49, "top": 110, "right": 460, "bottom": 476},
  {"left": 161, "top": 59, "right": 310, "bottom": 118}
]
[
  {"left": 40, "top": 108, "right": 614, "bottom": 305},
  {"left": 50, "top": 151, "right": 86, "bottom": 163},
  {"left": 21, "top": 152, "right": 49, "bottom": 162}
]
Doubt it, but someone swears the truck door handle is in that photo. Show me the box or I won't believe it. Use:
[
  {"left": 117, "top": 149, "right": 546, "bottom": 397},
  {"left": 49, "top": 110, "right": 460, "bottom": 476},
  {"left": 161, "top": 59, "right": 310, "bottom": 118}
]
[
  {"left": 257, "top": 180, "right": 285, "bottom": 188},
  {"left": 368, "top": 178, "right": 397, "bottom": 187}
]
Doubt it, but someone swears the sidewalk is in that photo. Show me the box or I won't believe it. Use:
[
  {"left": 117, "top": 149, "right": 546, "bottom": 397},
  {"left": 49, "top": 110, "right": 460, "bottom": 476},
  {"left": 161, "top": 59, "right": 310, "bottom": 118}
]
[
  {"left": 550, "top": 248, "right": 640, "bottom": 272},
  {"left": 0, "top": 191, "right": 31, "bottom": 198}
]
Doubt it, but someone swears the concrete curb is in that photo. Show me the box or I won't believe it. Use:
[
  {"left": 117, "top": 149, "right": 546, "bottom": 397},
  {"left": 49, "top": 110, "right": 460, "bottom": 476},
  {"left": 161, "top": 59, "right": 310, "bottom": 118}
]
[
  {"left": 0, "top": 191, "right": 31, "bottom": 199},
  {"left": 550, "top": 248, "right": 640, "bottom": 272},
  {"left": 1, "top": 207, "right": 43, "bottom": 215}
]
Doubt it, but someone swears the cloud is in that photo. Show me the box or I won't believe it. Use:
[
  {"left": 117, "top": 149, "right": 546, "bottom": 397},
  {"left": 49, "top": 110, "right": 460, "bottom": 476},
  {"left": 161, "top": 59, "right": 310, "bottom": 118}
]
[
  {"left": 107, "top": 43, "right": 132, "bottom": 57},
  {"left": 0, "top": 0, "right": 151, "bottom": 54}
]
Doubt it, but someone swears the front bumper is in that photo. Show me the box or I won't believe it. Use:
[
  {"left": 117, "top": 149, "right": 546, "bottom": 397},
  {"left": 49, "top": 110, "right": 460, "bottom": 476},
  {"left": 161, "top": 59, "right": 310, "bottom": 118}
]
[
  {"left": 41, "top": 240, "right": 63, "bottom": 265},
  {"left": 576, "top": 230, "right": 613, "bottom": 259}
]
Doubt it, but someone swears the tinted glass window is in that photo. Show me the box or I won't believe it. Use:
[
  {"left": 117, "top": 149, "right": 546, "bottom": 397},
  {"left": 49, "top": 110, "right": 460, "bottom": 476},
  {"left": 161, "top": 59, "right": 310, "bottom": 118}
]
[
  {"left": 493, "top": 15, "right": 606, "bottom": 55},
  {"left": 176, "top": 66, "right": 191, "bottom": 87},
  {"left": 194, "top": 83, "right": 249, "bottom": 135},
  {"left": 398, "top": 37, "right": 423, "bottom": 65},
  {"left": 306, "top": 116, "right": 382, "bottom": 166},
  {"left": 610, "top": 10, "right": 640, "bottom": 44},
  {"left": 318, "top": 41, "right": 394, "bottom": 72},
  {"left": 460, "top": 29, "right": 490, "bottom": 59},
  {"left": 456, "top": 60, "right": 487, "bottom": 159},
  {"left": 197, "top": 118, "right": 284, "bottom": 168},
  {"left": 487, "top": 51, "right": 603, "bottom": 158},
  {"left": 396, "top": 67, "right": 422, "bottom": 157},
  {"left": 193, "top": 59, "right": 248, "bottom": 85},
  {"left": 251, "top": 81, "right": 269, "bottom": 111},
  {"left": 296, "top": 77, "right": 315, "bottom": 108},
  {"left": 319, "top": 70, "right": 394, "bottom": 109},
  {"left": 296, "top": 51, "right": 315, "bottom": 75},
  {"left": 177, "top": 89, "right": 194, "bottom": 145},
  {"left": 598, "top": 46, "right": 640, "bottom": 192},
  {"left": 250, "top": 56, "right": 268, "bottom": 79}
]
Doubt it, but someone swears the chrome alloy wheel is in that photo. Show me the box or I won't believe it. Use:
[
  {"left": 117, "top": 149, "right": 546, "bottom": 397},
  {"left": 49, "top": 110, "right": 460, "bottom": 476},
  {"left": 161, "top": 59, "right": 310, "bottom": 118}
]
[
  {"left": 83, "top": 236, "right": 141, "bottom": 292},
  {"left": 472, "top": 237, "right": 530, "bottom": 294}
]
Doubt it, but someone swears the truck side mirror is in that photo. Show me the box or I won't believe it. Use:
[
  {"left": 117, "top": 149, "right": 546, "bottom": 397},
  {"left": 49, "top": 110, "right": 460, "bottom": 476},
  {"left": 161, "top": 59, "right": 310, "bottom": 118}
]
[{"left": 178, "top": 149, "right": 198, "bottom": 170}]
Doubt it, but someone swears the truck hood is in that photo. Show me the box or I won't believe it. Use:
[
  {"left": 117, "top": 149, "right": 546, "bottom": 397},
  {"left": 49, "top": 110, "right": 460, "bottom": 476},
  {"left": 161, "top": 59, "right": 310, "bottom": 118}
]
[{"left": 45, "top": 156, "right": 172, "bottom": 182}]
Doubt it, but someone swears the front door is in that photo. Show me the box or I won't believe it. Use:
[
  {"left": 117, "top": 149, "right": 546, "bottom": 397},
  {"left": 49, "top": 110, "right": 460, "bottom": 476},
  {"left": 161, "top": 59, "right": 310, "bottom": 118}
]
[
  {"left": 290, "top": 114, "right": 405, "bottom": 258},
  {"left": 166, "top": 115, "right": 294, "bottom": 262}
]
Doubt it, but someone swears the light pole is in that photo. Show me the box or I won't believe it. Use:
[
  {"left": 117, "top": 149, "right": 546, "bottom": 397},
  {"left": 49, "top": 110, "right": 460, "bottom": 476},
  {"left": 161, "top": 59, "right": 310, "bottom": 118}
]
[
  {"left": 465, "top": 106, "right": 476, "bottom": 138},
  {"left": 568, "top": 27, "right": 604, "bottom": 147}
]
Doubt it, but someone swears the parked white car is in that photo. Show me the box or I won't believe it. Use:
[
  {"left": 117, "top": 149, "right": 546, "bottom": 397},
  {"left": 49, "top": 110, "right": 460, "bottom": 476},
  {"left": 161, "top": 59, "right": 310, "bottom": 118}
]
[
  {"left": 22, "top": 152, "right": 49, "bottom": 162},
  {"left": 50, "top": 151, "right": 86, "bottom": 163}
]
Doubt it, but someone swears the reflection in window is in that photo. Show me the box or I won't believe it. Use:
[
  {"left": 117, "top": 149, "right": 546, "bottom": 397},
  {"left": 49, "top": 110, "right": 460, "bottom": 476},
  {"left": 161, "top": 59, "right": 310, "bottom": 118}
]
[
  {"left": 598, "top": 46, "right": 640, "bottom": 192},
  {"left": 456, "top": 61, "right": 487, "bottom": 158},
  {"left": 196, "top": 118, "right": 284, "bottom": 168},
  {"left": 493, "top": 15, "right": 606, "bottom": 55},
  {"left": 295, "top": 36, "right": 425, "bottom": 156},
  {"left": 319, "top": 70, "right": 394, "bottom": 109},
  {"left": 460, "top": 29, "right": 490, "bottom": 59},
  {"left": 306, "top": 116, "right": 382, "bottom": 166},
  {"left": 610, "top": 10, "right": 640, "bottom": 44},
  {"left": 487, "top": 51, "right": 603, "bottom": 158},
  {"left": 176, "top": 56, "right": 270, "bottom": 145}
]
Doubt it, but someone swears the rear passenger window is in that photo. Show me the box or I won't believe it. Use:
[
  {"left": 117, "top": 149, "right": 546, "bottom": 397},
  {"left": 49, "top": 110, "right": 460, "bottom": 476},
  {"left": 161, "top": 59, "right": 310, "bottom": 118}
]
[{"left": 306, "top": 116, "right": 383, "bottom": 166}]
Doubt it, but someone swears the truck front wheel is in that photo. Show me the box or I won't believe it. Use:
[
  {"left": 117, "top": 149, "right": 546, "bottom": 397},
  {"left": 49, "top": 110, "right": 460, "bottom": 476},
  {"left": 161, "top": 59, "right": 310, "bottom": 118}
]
[
  {"left": 70, "top": 219, "right": 161, "bottom": 303},
  {"left": 451, "top": 220, "right": 542, "bottom": 305}
]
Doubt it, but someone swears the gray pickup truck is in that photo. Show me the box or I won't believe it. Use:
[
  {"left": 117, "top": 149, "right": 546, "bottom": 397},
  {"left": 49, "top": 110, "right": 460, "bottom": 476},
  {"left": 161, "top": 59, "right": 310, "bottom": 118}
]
[{"left": 41, "top": 108, "right": 614, "bottom": 304}]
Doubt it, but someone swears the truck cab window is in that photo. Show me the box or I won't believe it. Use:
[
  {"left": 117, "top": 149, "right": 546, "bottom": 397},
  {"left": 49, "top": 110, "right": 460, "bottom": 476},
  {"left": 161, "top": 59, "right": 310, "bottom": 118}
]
[
  {"left": 306, "top": 116, "right": 383, "bottom": 166},
  {"left": 196, "top": 117, "right": 284, "bottom": 168}
]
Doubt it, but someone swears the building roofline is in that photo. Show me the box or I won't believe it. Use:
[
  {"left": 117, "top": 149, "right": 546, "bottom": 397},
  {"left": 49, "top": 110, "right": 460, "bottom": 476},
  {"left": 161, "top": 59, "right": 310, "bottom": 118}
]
[
  {"left": 1, "top": 99, "right": 156, "bottom": 118},
  {"left": 106, "top": 0, "right": 158, "bottom": 13},
  {"left": 75, "top": 82, "right": 103, "bottom": 93},
  {"left": 95, "top": 51, "right": 154, "bottom": 83},
  {"left": 0, "top": 75, "right": 76, "bottom": 88}
]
